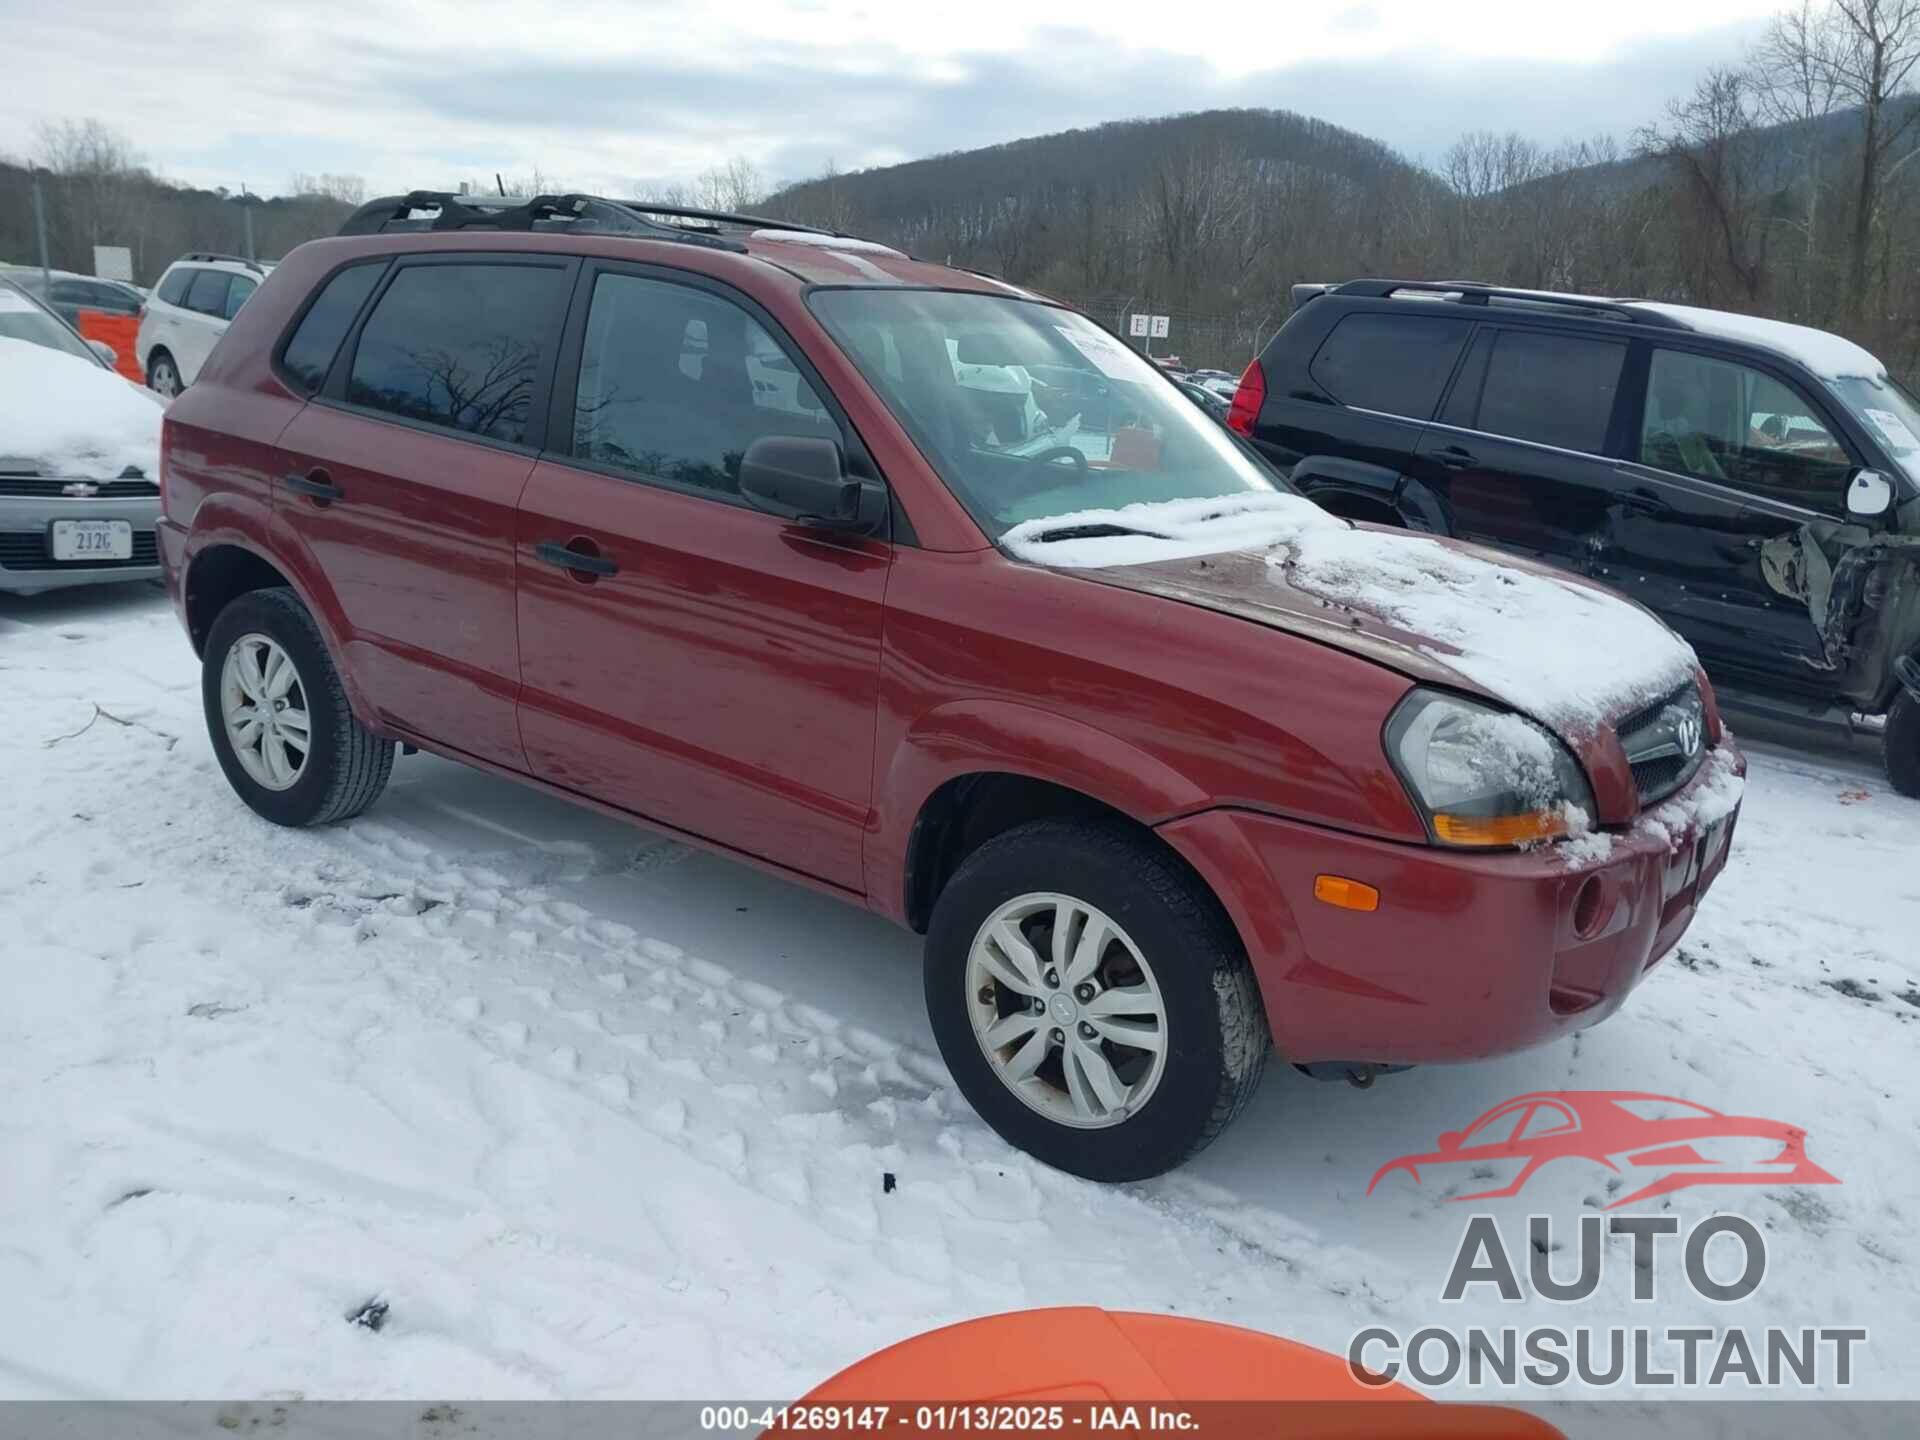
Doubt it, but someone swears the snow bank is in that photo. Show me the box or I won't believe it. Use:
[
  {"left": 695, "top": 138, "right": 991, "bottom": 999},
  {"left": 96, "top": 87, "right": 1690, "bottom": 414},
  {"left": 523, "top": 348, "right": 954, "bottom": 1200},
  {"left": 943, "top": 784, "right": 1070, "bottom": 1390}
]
[
  {"left": 1630, "top": 303, "right": 1887, "bottom": 382},
  {"left": 0, "top": 336, "right": 163, "bottom": 479},
  {"left": 1004, "top": 494, "right": 1699, "bottom": 735}
]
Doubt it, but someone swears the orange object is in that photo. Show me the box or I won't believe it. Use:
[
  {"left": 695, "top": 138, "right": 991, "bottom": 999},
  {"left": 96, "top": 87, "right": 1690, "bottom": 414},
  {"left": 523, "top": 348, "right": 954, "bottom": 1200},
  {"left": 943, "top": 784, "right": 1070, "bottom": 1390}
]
[
  {"left": 1314, "top": 874, "right": 1380, "bottom": 912},
  {"left": 73, "top": 309, "right": 144, "bottom": 383},
  {"left": 1431, "top": 808, "right": 1571, "bottom": 847},
  {"left": 801, "top": 1308, "right": 1562, "bottom": 1438}
]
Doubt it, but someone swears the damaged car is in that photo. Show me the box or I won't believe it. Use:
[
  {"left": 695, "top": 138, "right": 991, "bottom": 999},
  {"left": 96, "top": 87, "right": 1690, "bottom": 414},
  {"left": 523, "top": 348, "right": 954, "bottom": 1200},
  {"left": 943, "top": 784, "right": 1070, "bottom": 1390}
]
[{"left": 1234, "top": 280, "right": 1920, "bottom": 796}]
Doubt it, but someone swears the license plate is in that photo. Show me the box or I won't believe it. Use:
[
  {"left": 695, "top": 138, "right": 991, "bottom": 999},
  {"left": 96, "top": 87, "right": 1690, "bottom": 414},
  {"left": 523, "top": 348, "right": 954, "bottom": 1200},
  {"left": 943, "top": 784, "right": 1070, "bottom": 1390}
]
[{"left": 50, "top": 519, "right": 133, "bottom": 562}]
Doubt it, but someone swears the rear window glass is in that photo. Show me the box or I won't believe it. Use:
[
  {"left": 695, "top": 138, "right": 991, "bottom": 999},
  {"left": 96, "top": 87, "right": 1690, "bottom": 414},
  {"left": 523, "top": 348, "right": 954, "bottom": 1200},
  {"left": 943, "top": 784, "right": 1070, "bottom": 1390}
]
[
  {"left": 281, "top": 263, "right": 383, "bottom": 393},
  {"left": 157, "top": 268, "right": 193, "bottom": 306},
  {"left": 1308, "top": 313, "right": 1473, "bottom": 420},
  {"left": 346, "top": 262, "right": 569, "bottom": 445},
  {"left": 1470, "top": 330, "right": 1626, "bottom": 453}
]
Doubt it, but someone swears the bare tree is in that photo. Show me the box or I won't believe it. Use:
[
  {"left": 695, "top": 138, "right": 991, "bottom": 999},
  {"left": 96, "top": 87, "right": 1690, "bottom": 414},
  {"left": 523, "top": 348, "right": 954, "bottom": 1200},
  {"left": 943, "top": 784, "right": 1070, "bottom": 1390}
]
[
  {"left": 1826, "top": 0, "right": 1920, "bottom": 317},
  {"left": 693, "top": 156, "right": 764, "bottom": 212},
  {"left": 288, "top": 172, "right": 367, "bottom": 205},
  {"left": 1750, "top": 1, "right": 1849, "bottom": 318},
  {"left": 1638, "top": 68, "right": 1768, "bottom": 302}
]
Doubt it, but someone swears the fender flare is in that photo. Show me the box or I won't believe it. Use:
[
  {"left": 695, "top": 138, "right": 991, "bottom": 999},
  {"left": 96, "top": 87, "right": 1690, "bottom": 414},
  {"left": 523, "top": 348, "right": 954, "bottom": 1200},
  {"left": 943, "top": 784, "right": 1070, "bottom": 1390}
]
[
  {"left": 868, "top": 699, "right": 1212, "bottom": 924},
  {"left": 183, "top": 514, "right": 377, "bottom": 731}
]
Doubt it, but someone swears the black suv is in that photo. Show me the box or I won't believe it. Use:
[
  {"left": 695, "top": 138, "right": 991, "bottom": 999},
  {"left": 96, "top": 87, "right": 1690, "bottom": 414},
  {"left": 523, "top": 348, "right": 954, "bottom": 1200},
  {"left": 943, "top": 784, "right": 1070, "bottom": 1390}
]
[{"left": 1226, "top": 279, "right": 1920, "bottom": 795}]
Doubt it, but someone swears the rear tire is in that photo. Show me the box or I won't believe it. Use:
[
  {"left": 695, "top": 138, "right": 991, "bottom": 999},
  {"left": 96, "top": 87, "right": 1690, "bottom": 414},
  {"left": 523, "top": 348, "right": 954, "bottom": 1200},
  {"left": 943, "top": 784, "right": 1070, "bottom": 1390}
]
[
  {"left": 924, "top": 818, "right": 1269, "bottom": 1181},
  {"left": 147, "top": 349, "right": 181, "bottom": 398},
  {"left": 202, "top": 588, "right": 393, "bottom": 827},
  {"left": 1887, "top": 689, "right": 1920, "bottom": 799}
]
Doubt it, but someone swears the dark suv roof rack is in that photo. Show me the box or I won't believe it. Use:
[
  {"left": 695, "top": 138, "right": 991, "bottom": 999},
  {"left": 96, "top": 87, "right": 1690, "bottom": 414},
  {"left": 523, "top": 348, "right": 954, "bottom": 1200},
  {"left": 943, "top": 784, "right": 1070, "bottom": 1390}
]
[
  {"left": 617, "top": 203, "right": 841, "bottom": 238},
  {"left": 1332, "top": 279, "right": 1691, "bottom": 329},
  {"left": 181, "top": 251, "right": 267, "bottom": 274},
  {"left": 336, "top": 192, "right": 750, "bottom": 252}
]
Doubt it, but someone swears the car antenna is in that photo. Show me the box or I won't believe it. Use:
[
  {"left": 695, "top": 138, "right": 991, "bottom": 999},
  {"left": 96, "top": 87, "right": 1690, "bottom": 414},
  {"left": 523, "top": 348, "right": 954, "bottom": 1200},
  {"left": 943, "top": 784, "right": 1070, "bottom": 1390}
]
[{"left": 496, "top": 173, "right": 507, "bottom": 197}]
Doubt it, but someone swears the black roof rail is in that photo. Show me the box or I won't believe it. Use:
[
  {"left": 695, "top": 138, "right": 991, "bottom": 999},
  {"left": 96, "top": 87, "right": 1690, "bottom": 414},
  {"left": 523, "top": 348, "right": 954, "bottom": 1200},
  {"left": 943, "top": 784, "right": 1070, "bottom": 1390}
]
[
  {"left": 181, "top": 251, "right": 267, "bottom": 274},
  {"left": 1333, "top": 279, "right": 1690, "bottom": 329},
  {"left": 335, "top": 191, "right": 748, "bottom": 252}
]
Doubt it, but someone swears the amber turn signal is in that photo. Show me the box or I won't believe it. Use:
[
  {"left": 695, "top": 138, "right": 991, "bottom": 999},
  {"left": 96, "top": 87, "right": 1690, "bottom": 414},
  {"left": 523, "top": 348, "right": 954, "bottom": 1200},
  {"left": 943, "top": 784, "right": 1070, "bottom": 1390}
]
[
  {"left": 1431, "top": 809, "right": 1571, "bottom": 847},
  {"left": 1313, "top": 874, "right": 1380, "bottom": 912}
]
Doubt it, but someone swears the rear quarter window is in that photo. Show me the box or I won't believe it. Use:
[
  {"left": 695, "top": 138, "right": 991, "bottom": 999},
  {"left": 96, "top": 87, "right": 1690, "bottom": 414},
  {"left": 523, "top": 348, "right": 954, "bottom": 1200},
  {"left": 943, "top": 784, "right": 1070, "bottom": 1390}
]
[
  {"left": 280, "top": 262, "right": 386, "bottom": 394},
  {"left": 157, "top": 268, "right": 194, "bottom": 306},
  {"left": 1307, "top": 312, "right": 1474, "bottom": 420}
]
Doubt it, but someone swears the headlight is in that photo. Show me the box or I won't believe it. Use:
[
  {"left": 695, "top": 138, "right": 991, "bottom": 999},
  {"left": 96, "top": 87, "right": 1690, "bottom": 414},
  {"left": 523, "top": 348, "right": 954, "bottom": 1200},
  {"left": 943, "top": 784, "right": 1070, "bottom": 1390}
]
[{"left": 1384, "top": 689, "right": 1595, "bottom": 848}]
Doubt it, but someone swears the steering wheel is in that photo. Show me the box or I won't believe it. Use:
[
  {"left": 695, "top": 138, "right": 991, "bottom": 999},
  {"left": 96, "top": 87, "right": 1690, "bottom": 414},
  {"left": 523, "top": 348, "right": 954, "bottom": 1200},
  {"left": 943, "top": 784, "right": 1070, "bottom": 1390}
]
[{"left": 1023, "top": 445, "right": 1089, "bottom": 472}]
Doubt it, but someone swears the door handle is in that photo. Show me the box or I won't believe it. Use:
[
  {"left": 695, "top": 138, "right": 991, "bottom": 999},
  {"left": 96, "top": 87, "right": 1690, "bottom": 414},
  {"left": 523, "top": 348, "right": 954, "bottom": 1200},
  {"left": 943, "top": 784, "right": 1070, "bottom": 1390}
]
[
  {"left": 1431, "top": 445, "right": 1476, "bottom": 469},
  {"left": 1618, "top": 488, "right": 1672, "bottom": 514},
  {"left": 283, "top": 469, "right": 342, "bottom": 504},
  {"left": 536, "top": 539, "right": 619, "bottom": 578}
]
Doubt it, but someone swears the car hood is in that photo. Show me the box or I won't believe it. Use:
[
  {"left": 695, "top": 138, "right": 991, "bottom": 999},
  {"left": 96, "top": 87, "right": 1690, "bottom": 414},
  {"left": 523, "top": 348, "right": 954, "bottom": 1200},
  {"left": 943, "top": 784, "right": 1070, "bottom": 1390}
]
[
  {"left": 1002, "top": 494, "right": 1702, "bottom": 749},
  {"left": 0, "top": 336, "right": 162, "bottom": 481}
]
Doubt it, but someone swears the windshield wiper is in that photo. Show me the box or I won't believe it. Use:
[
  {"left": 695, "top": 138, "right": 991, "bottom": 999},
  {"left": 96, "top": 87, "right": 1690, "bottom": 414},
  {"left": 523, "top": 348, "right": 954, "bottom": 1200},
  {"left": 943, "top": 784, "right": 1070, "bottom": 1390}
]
[{"left": 1027, "top": 522, "right": 1170, "bottom": 544}]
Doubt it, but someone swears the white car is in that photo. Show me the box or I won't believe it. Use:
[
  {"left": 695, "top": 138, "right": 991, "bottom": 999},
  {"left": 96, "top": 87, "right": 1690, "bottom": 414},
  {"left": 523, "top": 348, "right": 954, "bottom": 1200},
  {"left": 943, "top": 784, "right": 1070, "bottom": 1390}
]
[{"left": 136, "top": 253, "right": 271, "bottom": 396}]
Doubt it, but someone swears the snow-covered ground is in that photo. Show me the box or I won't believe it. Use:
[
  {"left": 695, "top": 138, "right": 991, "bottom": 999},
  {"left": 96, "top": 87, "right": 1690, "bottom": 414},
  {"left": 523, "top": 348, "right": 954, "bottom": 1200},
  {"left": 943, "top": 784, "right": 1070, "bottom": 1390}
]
[{"left": 3, "top": 584, "right": 1916, "bottom": 1403}]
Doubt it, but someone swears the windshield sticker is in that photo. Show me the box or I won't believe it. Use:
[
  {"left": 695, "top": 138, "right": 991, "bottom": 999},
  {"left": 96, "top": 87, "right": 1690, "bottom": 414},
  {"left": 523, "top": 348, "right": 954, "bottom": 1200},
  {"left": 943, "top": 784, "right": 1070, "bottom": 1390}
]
[
  {"left": 1861, "top": 407, "right": 1919, "bottom": 451},
  {"left": 1052, "top": 322, "right": 1142, "bottom": 381}
]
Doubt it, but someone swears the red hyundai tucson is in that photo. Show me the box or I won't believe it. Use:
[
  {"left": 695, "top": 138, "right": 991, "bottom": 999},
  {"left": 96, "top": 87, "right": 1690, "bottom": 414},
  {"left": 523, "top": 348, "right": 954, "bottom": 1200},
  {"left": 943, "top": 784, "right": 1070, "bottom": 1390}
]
[{"left": 156, "top": 193, "right": 1746, "bottom": 1180}]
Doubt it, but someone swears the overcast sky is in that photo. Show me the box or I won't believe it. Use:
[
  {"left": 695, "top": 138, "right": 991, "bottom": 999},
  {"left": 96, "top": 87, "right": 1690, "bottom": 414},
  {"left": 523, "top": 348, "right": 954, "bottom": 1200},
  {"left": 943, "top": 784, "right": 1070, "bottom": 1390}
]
[{"left": 0, "top": 0, "right": 1781, "bottom": 198}]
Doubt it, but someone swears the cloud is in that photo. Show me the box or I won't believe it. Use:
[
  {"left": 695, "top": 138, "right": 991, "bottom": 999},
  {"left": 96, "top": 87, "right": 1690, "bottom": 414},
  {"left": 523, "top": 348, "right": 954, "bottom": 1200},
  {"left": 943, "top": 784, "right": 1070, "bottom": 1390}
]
[{"left": 0, "top": 2, "right": 1766, "bottom": 197}]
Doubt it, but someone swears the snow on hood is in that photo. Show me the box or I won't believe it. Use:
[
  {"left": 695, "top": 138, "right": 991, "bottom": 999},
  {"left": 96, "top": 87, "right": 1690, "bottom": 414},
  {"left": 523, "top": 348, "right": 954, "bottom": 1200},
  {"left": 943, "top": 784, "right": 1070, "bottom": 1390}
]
[
  {"left": 1002, "top": 493, "right": 1700, "bottom": 735},
  {"left": 0, "top": 336, "right": 163, "bottom": 479}
]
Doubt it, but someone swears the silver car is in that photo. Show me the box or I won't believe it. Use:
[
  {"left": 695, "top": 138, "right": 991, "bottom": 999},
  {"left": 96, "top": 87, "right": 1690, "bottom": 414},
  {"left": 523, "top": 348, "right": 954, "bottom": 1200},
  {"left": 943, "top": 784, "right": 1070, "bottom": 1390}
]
[{"left": 0, "top": 276, "right": 163, "bottom": 595}]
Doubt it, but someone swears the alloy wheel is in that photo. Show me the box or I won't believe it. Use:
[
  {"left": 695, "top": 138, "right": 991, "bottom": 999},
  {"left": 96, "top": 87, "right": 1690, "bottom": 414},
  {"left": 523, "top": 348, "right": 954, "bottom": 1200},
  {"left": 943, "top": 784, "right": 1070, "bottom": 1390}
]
[
  {"left": 965, "top": 892, "right": 1168, "bottom": 1129},
  {"left": 220, "top": 632, "right": 311, "bottom": 791}
]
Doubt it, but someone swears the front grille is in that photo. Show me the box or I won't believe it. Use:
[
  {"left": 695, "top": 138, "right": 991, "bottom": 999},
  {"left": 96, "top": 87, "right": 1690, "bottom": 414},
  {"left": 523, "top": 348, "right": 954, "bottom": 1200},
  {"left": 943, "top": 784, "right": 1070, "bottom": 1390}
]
[
  {"left": 1617, "top": 683, "right": 1708, "bottom": 806},
  {"left": 0, "top": 478, "right": 159, "bottom": 498},
  {"left": 0, "top": 530, "right": 159, "bottom": 571}
]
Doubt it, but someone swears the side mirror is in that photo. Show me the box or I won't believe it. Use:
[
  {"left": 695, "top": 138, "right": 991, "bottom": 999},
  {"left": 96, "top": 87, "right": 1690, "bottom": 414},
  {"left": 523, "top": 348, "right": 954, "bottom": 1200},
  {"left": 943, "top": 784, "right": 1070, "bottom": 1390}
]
[
  {"left": 89, "top": 340, "right": 118, "bottom": 366},
  {"left": 1847, "top": 468, "right": 1894, "bottom": 520},
  {"left": 738, "top": 435, "right": 885, "bottom": 534}
]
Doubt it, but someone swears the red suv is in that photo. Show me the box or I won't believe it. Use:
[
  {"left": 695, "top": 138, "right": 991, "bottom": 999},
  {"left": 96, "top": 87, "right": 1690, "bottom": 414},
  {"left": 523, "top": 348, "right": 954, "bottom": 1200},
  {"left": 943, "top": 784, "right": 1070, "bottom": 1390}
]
[{"left": 158, "top": 193, "right": 1745, "bottom": 1180}]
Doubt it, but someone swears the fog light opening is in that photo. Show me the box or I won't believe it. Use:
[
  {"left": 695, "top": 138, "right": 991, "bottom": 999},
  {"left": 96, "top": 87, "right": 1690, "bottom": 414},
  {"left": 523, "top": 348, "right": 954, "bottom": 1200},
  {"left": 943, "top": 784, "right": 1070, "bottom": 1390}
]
[{"left": 1572, "top": 874, "right": 1605, "bottom": 939}]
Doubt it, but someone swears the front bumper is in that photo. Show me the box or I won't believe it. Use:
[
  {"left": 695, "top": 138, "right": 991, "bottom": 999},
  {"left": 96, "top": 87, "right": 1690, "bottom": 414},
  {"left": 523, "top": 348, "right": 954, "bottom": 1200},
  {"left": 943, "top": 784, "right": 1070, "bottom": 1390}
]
[
  {"left": 0, "top": 493, "right": 162, "bottom": 594},
  {"left": 1158, "top": 745, "right": 1744, "bottom": 1066}
]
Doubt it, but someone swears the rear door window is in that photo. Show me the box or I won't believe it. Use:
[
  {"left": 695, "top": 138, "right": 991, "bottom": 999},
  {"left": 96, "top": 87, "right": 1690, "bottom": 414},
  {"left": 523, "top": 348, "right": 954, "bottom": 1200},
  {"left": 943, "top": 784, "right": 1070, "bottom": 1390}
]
[
  {"left": 1307, "top": 313, "right": 1473, "bottom": 420},
  {"left": 184, "top": 268, "right": 234, "bottom": 318},
  {"left": 570, "top": 271, "right": 839, "bottom": 498},
  {"left": 280, "top": 262, "right": 385, "bottom": 394},
  {"left": 157, "top": 268, "right": 194, "bottom": 306},
  {"left": 1641, "top": 348, "right": 1854, "bottom": 514},
  {"left": 345, "top": 261, "right": 571, "bottom": 446},
  {"left": 1464, "top": 329, "right": 1626, "bottom": 454}
]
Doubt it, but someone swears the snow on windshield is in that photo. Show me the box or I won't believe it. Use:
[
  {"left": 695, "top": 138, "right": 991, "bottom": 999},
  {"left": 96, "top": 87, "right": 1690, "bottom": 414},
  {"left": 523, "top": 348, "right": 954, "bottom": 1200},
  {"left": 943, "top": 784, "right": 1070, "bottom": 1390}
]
[
  {"left": 1004, "top": 495, "right": 1700, "bottom": 736},
  {"left": 0, "top": 336, "right": 163, "bottom": 478}
]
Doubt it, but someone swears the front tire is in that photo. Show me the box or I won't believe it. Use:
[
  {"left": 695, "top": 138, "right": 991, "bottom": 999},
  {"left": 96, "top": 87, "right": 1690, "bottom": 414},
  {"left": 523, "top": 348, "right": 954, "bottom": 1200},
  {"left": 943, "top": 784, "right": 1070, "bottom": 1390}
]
[
  {"left": 924, "top": 818, "right": 1269, "bottom": 1181},
  {"left": 202, "top": 588, "right": 394, "bottom": 827},
  {"left": 1887, "top": 688, "right": 1920, "bottom": 798}
]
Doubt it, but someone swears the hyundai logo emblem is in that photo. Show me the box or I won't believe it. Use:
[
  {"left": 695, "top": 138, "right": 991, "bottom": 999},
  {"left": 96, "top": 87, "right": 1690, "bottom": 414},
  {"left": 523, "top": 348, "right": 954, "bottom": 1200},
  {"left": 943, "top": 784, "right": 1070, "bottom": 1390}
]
[{"left": 1674, "top": 711, "right": 1703, "bottom": 758}]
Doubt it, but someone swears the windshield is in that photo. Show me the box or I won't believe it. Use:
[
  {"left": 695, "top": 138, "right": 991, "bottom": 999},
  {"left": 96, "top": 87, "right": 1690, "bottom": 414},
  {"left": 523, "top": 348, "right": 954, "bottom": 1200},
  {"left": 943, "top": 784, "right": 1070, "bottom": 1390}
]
[
  {"left": 0, "top": 285, "right": 98, "bottom": 364},
  {"left": 809, "top": 289, "right": 1278, "bottom": 537},
  {"left": 1828, "top": 372, "right": 1920, "bottom": 486}
]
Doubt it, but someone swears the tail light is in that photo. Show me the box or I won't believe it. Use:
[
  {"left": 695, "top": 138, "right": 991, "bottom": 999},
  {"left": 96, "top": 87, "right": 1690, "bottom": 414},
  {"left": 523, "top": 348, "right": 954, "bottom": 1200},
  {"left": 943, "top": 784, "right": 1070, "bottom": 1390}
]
[{"left": 1225, "top": 358, "right": 1265, "bottom": 437}]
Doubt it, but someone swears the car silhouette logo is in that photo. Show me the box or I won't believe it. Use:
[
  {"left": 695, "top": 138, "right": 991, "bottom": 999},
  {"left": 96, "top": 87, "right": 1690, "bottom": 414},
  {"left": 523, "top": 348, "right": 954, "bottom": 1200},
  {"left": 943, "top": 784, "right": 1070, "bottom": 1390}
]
[
  {"left": 62, "top": 481, "right": 100, "bottom": 498},
  {"left": 1367, "top": 1090, "right": 1838, "bottom": 1209}
]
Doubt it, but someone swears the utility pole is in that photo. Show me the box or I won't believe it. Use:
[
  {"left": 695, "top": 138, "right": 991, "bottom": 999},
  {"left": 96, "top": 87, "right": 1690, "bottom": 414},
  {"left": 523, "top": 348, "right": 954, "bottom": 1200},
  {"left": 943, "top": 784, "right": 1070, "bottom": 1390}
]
[
  {"left": 240, "top": 184, "right": 256, "bottom": 262},
  {"left": 31, "top": 166, "right": 52, "bottom": 285}
]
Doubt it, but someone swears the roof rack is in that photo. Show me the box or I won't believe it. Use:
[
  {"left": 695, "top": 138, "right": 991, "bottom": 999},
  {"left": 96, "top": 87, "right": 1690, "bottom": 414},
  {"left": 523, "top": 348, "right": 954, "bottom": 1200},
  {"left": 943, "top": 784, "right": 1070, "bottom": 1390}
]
[
  {"left": 616, "top": 203, "right": 842, "bottom": 238},
  {"left": 335, "top": 192, "right": 749, "bottom": 252},
  {"left": 1334, "top": 279, "right": 1690, "bottom": 329},
  {"left": 182, "top": 251, "right": 267, "bottom": 274}
]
